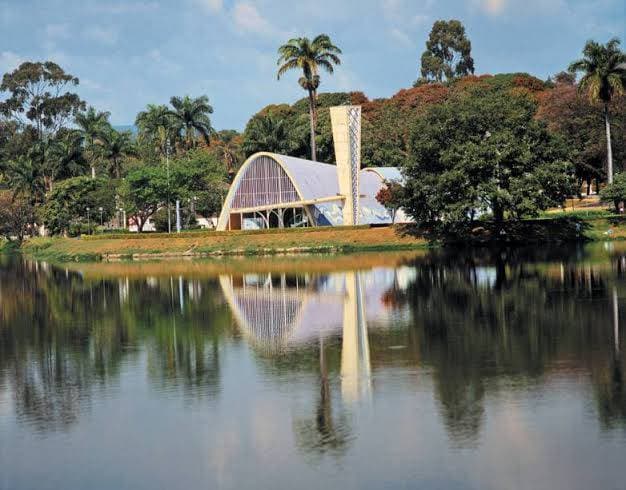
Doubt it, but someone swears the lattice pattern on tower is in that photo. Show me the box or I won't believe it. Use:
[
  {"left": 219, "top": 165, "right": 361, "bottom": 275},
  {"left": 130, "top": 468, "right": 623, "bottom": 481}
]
[{"left": 347, "top": 106, "right": 361, "bottom": 225}]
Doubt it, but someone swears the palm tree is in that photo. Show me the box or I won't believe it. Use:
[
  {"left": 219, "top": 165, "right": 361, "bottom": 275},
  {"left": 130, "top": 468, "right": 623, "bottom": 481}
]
[
  {"left": 214, "top": 130, "right": 243, "bottom": 180},
  {"left": 569, "top": 38, "right": 626, "bottom": 184},
  {"left": 277, "top": 34, "right": 342, "bottom": 161},
  {"left": 46, "top": 131, "right": 88, "bottom": 189},
  {"left": 75, "top": 107, "right": 110, "bottom": 178},
  {"left": 5, "top": 154, "right": 46, "bottom": 205},
  {"left": 135, "top": 104, "right": 177, "bottom": 157},
  {"left": 99, "top": 128, "right": 136, "bottom": 179},
  {"left": 167, "top": 95, "right": 214, "bottom": 150},
  {"left": 242, "top": 113, "right": 294, "bottom": 157}
]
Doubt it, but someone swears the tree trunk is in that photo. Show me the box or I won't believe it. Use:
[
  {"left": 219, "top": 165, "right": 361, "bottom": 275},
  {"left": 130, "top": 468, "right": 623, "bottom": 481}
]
[
  {"left": 308, "top": 89, "right": 317, "bottom": 161},
  {"left": 493, "top": 201, "right": 505, "bottom": 236},
  {"left": 605, "top": 103, "right": 614, "bottom": 184}
]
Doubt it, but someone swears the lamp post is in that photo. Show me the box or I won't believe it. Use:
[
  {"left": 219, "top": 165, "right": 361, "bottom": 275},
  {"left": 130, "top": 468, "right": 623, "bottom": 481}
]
[
  {"left": 166, "top": 139, "right": 171, "bottom": 234},
  {"left": 86, "top": 207, "right": 91, "bottom": 235},
  {"left": 99, "top": 207, "right": 104, "bottom": 227}
]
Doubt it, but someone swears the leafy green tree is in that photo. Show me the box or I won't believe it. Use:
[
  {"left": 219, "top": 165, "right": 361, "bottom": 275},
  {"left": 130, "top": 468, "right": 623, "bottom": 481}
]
[
  {"left": 4, "top": 130, "right": 87, "bottom": 202},
  {"left": 420, "top": 20, "right": 475, "bottom": 83},
  {"left": 75, "top": 106, "right": 110, "bottom": 178},
  {"left": 0, "top": 191, "right": 37, "bottom": 241},
  {"left": 361, "top": 102, "right": 409, "bottom": 168},
  {"left": 569, "top": 38, "right": 626, "bottom": 183},
  {"left": 41, "top": 176, "right": 115, "bottom": 235},
  {"left": 0, "top": 61, "right": 90, "bottom": 208},
  {"left": 277, "top": 34, "right": 342, "bottom": 161},
  {"left": 98, "top": 128, "right": 136, "bottom": 179},
  {"left": 599, "top": 172, "right": 626, "bottom": 213},
  {"left": 403, "top": 88, "right": 576, "bottom": 233},
  {"left": 0, "top": 61, "right": 85, "bottom": 139},
  {"left": 537, "top": 80, "right": 625, "bottom": 193},
  {"left": 119, "top": 164, "right": 169, "bottom": 232},
  {"left": 242, "top": 113, "right": 298, "bottom": 157},
  {"left": 169, "top": 149, "right": 229, "bottom": 221},
  {"left": 167, "top": 95, "right": 214, "bottom": 150}
]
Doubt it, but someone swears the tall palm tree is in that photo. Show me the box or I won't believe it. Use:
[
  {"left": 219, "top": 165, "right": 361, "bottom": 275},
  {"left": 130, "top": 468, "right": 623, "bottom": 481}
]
[
  {"left": 99, "top": 128, "right": 136, "bottom": 179},
  {"left": 277, "top": 34, "right": 342, "bottom": 161},
  {"left": 167, "top": 95, "right": 214, "bottom": 150},
  {"left": 135, "top": 104, "right": 177, "bottom": 157},
  {"left": 75, "top": 107, "right": 110, "bottom": 178},
  {"left": 569, "top": 38, "right": 626, "bottom": 184}
]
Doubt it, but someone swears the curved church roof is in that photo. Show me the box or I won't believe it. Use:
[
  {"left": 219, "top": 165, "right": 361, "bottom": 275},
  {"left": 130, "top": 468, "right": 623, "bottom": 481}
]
[
  {"left": 275, "top": 154, "right": 342, "bottom": 200},
  {"left": 362, "top": 167, "right": 404, "bottom": 183},
  {"left": 217, "top": 151, "right": 407, "bottom": 229}
]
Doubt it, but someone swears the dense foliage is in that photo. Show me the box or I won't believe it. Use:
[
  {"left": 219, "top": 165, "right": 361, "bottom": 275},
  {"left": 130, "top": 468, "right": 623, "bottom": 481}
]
[
  {"left": 0, "top": 28, "right": 624, "bottom": 239},
  {"left": 402, "top": 87, "right": 576, "bottom": 232},
  {"left": 0, "top": 61, "right": 233, "bottom": 236},
  {"left": 600, "top": 172, "right": 626, "bottom": 212},
  {"left": 41, "top": 176, "right": 115, "bottom": 236}
]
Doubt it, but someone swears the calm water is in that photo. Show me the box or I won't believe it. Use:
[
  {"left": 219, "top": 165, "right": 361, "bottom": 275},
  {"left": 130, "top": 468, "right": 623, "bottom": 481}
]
[{"left": 0, "top": 245, "right": 625, "bottom": 490}]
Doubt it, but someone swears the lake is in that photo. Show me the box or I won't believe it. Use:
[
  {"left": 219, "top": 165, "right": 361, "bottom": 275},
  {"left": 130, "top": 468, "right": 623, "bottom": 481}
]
[{"left": 0, "top": 245, "right": 624, "bottom": 490}]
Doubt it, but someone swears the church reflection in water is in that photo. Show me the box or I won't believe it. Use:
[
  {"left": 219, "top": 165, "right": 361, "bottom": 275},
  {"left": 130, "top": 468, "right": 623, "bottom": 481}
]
[{"left": 219, "top": 268, "right": 413, "bottom": 403}]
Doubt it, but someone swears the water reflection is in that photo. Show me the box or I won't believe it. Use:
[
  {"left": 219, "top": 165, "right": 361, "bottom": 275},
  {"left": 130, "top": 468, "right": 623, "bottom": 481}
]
[{"left": 0, "top": 246, "right": 625, "bottom": 489}]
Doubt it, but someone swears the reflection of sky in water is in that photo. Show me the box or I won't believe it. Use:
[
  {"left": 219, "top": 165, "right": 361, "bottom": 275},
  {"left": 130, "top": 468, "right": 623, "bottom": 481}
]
[{"left": 0, "top": 248, "right": 625, "bottom": 490}]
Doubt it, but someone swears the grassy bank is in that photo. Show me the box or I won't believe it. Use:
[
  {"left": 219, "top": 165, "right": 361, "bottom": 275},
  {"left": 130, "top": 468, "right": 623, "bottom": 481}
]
[
  {"left": 20, "top": 225, "right": 429, "bottom": 262},
  {"left": 17, "top": 215, "right": 626, "bottom": 263}
]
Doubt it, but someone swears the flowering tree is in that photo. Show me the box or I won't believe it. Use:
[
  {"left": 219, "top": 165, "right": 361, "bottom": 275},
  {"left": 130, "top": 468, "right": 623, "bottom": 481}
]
[{"left": 376, "top": 181, "right": 404, "bottom": 224}]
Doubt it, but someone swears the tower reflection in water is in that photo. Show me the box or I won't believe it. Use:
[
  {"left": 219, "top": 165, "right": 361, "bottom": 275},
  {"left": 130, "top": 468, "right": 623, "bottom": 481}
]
[{"left": 219, "top": 268, "right": 410, "bottom": 403}]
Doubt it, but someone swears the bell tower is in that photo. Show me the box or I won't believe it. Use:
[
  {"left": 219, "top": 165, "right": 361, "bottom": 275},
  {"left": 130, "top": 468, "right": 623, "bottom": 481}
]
[{"left": 330, "top": 105, "right": 361, "bottom": 226}]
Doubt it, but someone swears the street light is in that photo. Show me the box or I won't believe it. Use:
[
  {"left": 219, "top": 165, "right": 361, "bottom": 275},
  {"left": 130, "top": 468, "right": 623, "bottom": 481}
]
[
  {"left": 99, "top": 207, "right": 104, "bottom": 227},
  {"left": 166, "top": 138, "right": 171, "bottom": 234},
  {"left": 86, "top": 207, "right": 91, "bottom": 235}
]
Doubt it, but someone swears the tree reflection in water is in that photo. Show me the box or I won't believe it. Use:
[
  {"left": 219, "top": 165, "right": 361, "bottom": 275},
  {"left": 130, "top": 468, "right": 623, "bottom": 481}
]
[
  {"left": 0, "top": 244, "right": 624, "bottom": 450},
  {"left": 0, "top": 257, "right": 231, "bottom": 432},
  {"left": 384, "top": 246, "right": 626, "bottom": 444}
]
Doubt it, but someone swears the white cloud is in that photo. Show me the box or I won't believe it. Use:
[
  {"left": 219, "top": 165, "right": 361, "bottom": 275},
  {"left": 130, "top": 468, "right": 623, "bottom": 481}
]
[
  {"left": 83, "top": 25, "right": 118, "bottom": 45},
  {"left": 232, "top": 2, "right": 277, "bottom": 37},
  {"left": 0, "top": 51, "right": 24, "bottom": 73}
]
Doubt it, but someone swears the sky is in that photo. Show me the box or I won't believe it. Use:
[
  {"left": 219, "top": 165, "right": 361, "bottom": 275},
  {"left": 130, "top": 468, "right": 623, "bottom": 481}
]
[{"left": 0, "top": 0, "right": 624, "bottom": 130}]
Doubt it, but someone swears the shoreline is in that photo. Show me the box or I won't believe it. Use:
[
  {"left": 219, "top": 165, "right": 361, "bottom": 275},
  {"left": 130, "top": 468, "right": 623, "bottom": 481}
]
[{"left": 12, "top": 216, "right": 626, "bottom": 263}]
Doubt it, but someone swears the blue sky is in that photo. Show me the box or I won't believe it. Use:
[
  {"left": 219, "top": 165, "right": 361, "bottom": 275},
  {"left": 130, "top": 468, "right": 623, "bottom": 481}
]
[{"left": 1, "top": 0, "right": 624, "bottom": 130}]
